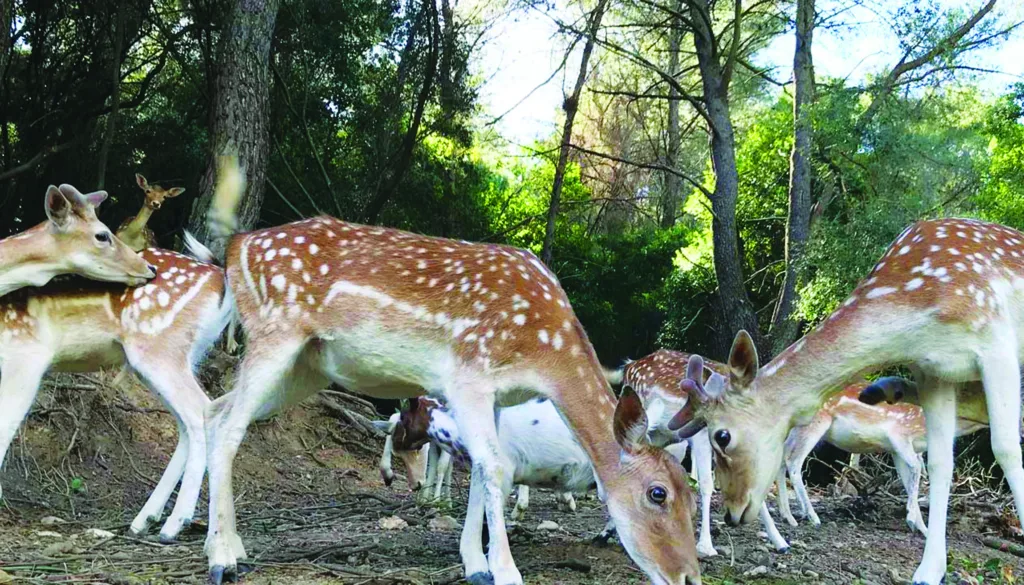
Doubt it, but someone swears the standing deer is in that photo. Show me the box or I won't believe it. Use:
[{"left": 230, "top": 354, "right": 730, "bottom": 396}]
[
  {"left": 775, "top": 378, "right": 988, "bottom": 534},
  {"left": 670, "top": 218, "right": 1024, "bottom": 585},
  {"left": 0, "top": 184, "right": 155, "bottom": 297},
  {"left": 116, "top": 174, "right": 185, "bottom": 252},
  {"left": 200, "top": 158, "right": 702, "bottom": 585},
  {"left": 0, "top": 244, "right": 231, "bottom": 543}
]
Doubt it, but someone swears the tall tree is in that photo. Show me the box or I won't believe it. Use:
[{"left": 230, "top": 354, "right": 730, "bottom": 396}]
[
  {"left": 188, "top": 0, "right": 281, "bottom": 254},
  {"left": 770, "top": 0, "right": 814, "bottom": 356},
  {"left": 660, "top": 0, "right": 684, "bottom": 228},
  {"left": 96, "top": 5, "right": 126, "bottom": 190},
  {"left": 543, "top": 0, "right": 610, "bottom": 265},
  {"left": 689, "top": 0, "right": 764, "bottom": 354}
]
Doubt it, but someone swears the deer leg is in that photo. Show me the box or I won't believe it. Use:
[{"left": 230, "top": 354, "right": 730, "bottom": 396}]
[
  {"left": 418, "top": 443, "right": 440, "bottom": 505},
  {"left": 978, "top": 342, "right": 1024, "bottom": 542},
  {"left": 776, "top": 464, "right": 797, "bottom": 527},
  {"left": 688, "top": 430, "right": 718, "bottom": 558},
  {"left": 130, "top": 419, "right": 188, "bottom": 536},
  {"left": 434, "top": 447, "right": 453, "bottom": 506},
  {"left": 205, "top": 340, "right": 321, "bottom": 584},
  {"left": 126, "top": 348, "right": 214, "bottom": 542},
  {"left": 786, "top": 417, "right": 829, "bottom": 526},
  {"left": 378, "top": 414, "right": 399, "bottom": 487},
  {"left": 448, "top": 390, "right": 521, "bottom": 585},
  {"left": 511, "top": 485, "right": 529, "bottom": 521},
  {"left": 460, "top": 464, "right": 490, "bottom": 583},
  {"left": 760, "top": 501, "right": 790, "bottom": 552},
  {"left": 890, "top": 436, "right": 927, "bottom": 537},
  {"left": 912, "top": 378, "right": 957, "bottom": 585},
  {"left": 0, "top": 350, "right": 53, "bottom": 501}
]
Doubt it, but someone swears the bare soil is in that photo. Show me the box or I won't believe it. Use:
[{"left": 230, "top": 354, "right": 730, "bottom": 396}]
[{"left": 0, "top": 372, "right": 1021, "bottom": 585}]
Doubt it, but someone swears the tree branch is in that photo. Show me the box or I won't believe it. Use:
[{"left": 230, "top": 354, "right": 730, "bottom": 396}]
[{"left": 569, "top": 142, "right": 713, "bottom": 199}]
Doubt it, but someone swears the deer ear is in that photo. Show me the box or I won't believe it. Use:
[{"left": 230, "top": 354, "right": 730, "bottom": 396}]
[
  {"left": 167, "top": 187, "right": 185, "bottom": 198},
  {"left": 45, "top": 186, "right": 73, "bottom": 229},
  {"left": 82, "top": 190, "right": 108, "bottom": 208},
  {"left": 728, "top": 330, "right": 759, "bottom": 389},
  {"left": 136, "top": 174, "right": 149, "bottom": 190},
  {"left": 613, "top": 386, "right": 649, "bottom": 452}
]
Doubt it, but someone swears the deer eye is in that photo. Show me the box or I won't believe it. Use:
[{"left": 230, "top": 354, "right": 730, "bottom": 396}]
[
  {"left": 714, "top": 429, "right": 731, "bottom": 449},
  {"left": 95, "top": 231, "right": 111, "bottom": 244},
  {"left": 646, "top": 485, "right": 667, "bottom": 506}
]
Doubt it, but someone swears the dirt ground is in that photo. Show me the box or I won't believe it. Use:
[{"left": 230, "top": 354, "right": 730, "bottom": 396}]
[{"left": 0, "top": 372, "right": 1021, "bottom": 585}]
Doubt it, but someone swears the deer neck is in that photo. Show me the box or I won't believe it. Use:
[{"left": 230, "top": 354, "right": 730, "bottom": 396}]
[
  {"left": 546, "top": 358, "right": 626, "bottom": 490},
  {"left": 122, "top": 206, "right": 154, "bottom": 240},
  {"left": 755, "top": 308, "right": 905, "bottom": 426},
  {"left": 0, "top": 227, "right": 62, "bottom": 296}
]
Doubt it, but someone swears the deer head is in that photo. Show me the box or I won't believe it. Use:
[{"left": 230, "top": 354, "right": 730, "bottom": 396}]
[
  {"left": 136, "top": 174, "right": 184, "bottom": 210},
  {"left": 17, "top": 184, "right": 156, "bottom": 288}
]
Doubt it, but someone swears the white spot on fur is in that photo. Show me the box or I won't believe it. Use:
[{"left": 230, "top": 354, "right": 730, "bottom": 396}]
[
  {"left": 904, "top": 278, "right": 924, "bottom": 291},
  {"left": 866, "top": 286, "right": 898, "bottom": 299},
  {"left": 513, "top": 314, "right": 527, "bottom": 326}
]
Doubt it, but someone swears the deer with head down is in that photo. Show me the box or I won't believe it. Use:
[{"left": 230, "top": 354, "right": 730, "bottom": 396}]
[
  {"left": 0, "top": 184, "right": 155, "bottom": 297},
  {"left": 670, "top": 218, "right": 1024, "bottom": 585},
  {"left": 200, "top": 157, "right": 702, "bottom": 585},
  {"left": 115, "top": 174, "right": 185, "bottom": 252}
]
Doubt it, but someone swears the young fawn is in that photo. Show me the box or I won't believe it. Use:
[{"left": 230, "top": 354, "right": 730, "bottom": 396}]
[
  {"left": 199, "top": 158, "right": 702, "bottom": 585},
  {"left": 671, "top": 218, "right": 1024, "bottom": 585}
]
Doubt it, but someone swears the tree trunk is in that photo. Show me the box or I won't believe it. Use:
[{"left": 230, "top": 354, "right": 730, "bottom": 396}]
[
  {"left": 1, "top": 0, "right": 14, "bottom": 171},
  {"left": 660, "top": 0, "right": 683, "bottom": 228},
  {"left": 188, "top": 0, "right": 281, "bottom": 255},
  {"left": 690, "top": 0, "right": 763, "bottom": 356},
  {"left": 96, "top": 7, "right": 125, "bottom": 190},
  {"left": 770, "top": 0, "right": 814, "bottom": 357},
  {"left": 542, "top": 0, "right": 609, "bottom": 265}
]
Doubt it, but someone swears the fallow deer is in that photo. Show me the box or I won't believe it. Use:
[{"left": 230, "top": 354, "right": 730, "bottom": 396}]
[
  {"left": 0, "top": 244, "right": 231, "bottom": 543},
  {"left": 116, "top": 174, "right": 184, "bottom": 252},
  {"left": 775, "top": 378, "right": 987, "bottom": 534},
  {"left": 670, "top": 218, "right": 1024, "bottom": 585},
  {"left": 200, "top": 157, "right": 702, "bottom": 585},
  {"left": 0, "top": 184, "right": 155, "bottom": 297},
  {"left": 618, "top": 350, "right": 790, "bottom": 555}
]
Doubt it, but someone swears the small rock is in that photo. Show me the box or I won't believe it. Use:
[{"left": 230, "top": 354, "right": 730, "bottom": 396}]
[
  {"left": 83, "top": 528, "right": 115, "bottom": 539},
  {"left": 378, "top": 516, "right": 409, "bottom": 530},
  {"left": 428, "top": 515, "right": 460, "bottom": 532},
  {"left": 42, "top": 541, "right": 75, "bottom": 556},
  {"left": 743, "top": 566, "right": 769, "bottom": 577},
  {"left": 756, "top": 530, "right": 768, "bottom": 539},
  {"left": 804, "top": 570, "right": 820, "bottom": 579},
  {"left": 35, "top": 531, "right": 63, "bottom": 539},
  {"left": 40, "top": 516, "right": 65, "bottom": 526},
  {"left": 790, "top": 540, "right": 808, "bottom": 549},
  {"left": 714, "top": 545, "right": 732, "bottom": 556},
  {"left": 537, "top": 520, "right": 560, "bottom": 531}
]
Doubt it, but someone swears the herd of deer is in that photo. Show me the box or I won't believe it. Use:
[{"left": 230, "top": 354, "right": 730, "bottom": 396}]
[{"left": 0, "top": 157, "right": 1021, "bottom": 585}]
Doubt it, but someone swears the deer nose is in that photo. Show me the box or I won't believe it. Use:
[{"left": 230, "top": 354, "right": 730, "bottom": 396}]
[
  {"left": 685, "top": 575, "right": 702, "bottom": 585},
  {"left": 147, "top": 263, "right": 158, "bottom": 274},
  {"left": 725, "top": 511, "right": 741, "bottom": 527}
]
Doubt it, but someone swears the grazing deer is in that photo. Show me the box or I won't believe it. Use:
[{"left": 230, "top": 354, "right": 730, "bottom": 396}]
[
  {"left": 0, "top": 184, "right": 155, "bottom": 297},
  {"left": 200, "top": 158, "right": 702, "bottom": 585},
  {"left": 670, "top": 218, "right": 1024, "bottom": 585},
  {"left": 617, "top": 350, "right": 789, "bottom": 555},
  {"left": 775, "top": 378, "right": 988, "bottom": 534},
  {"left": 116, "top": 174, "right": 184, "bottom": 252},
  {"left": 0, "top": 244, "right": 231, "bottom": 543}
]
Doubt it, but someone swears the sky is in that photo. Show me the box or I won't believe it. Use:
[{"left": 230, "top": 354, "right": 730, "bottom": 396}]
[{"left": 468, "top": 0, "right": 1024, "bottom": 146}]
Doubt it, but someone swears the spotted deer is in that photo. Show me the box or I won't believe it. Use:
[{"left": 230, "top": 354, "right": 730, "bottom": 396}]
[
  {"left": 0, "top": 244, "right": 231, "bottom": 543},
  {"left": 670, "top": 218, "right": 1024, "bottom": 585},
  {"left": 775, "top": 378, "right": 988, "bottom": 534},
  {"left": 116, "top": 174, "right": 184, "bottom": 252},
  {"left": 0, "top": 184, "right": 155, "bottom": 297},
  {"left": 200, "top": 158, "right": 702, "bottom": 585},
  {"left": 617, "top": 350, "right": 790, "bottom": 555}
]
